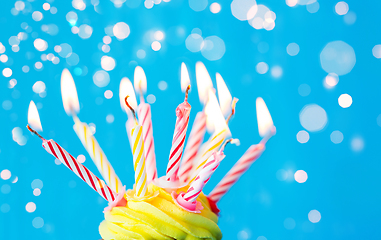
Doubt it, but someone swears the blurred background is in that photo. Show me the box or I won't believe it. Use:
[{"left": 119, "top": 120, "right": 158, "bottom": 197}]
[{"left": 1, "top": 0, "right": 381, "bottom": 239}]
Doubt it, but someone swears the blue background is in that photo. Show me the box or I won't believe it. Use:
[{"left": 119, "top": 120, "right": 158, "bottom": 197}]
[{"left": 1, "top": 0, "right": 380, "bottom": 239}]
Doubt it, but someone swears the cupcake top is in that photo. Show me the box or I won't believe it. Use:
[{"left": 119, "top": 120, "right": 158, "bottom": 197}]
[{"left": 99, "top": 183, "right": 222, "bottom": 240}]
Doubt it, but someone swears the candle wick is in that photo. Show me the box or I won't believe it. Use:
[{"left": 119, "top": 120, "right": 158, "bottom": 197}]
[
  {"left": 226, "top": 98, "right": 239, "bottom": 124},
  {"left": 125, "top": 96, "right": 138, "bottom": 124},
  {"left": 26, "top": 125, "right": 45, "bottom": 141},
  {"left": 220, "top": 138, "right": 240, "bottom": 152},
  {"left": 185, "top": 85, "right": 191, "bottom": 102},
  {"left": 69, "top": 107, "right": 78, "bottom": 121}
]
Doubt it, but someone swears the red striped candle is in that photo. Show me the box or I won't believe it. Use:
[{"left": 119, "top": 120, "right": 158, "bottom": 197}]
[
  {"left": 183, "top": 151, "right": 225, "bottom": 202},
  {"left": 138, "top": 102, "right": 157, "bottom": 182},
  {"left": 42, "top": 138, "right": 116, "bottom": 202},
  {"left": 166, "top": 86, "right": 191, "bottom": 182},
  {"left": 208, "top": 144, "right": 265, "bottom": 203},
  {"left": 178, "top": 111, "right": 207, "bottom": 182}
]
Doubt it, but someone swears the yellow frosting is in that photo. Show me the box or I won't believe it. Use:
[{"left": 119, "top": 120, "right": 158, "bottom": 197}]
[{"left": 99, "top": 183, "right": 222, "bottom": 240}]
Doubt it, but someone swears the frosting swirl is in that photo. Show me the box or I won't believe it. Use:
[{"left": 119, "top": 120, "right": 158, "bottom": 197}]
[{"left": 99, "top": 183, "right": 222, "bottom": 240}]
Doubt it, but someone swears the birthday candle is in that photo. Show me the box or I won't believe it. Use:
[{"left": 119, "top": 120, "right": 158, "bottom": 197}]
[
  {"left": 134, "top": 67, "right": 157, "bottom": 183},
  {"left": 208, "top": 144, "right": 265, "bottom": 203},
  {"left": 125, "top": 96, "right": 148, "bottom": 198},
  {"left": 166, "top": 85, "right": 191, "bottom": 182},
  {"left": 208, "top": 98, "right": 276, "bottom": 202},
  {"left": 183, "top": 151, "right": 225, "bottom": 202},
  {"left": 131, "top": 124, "right": 148, "bottom": 197},
  {"left": 178, "top": 62, "right": 212, "bottom": 182},
  {"left": 188, "top": 90, "right": 230, "bottom": 184},
  {"left": 178, "top": 112, "right": 207, "bottom": 182},
  {"left": 26, "top": 124, "right": 116, "bottom": 202},
  {"left": 73, "top": 119, "right": 123, "bottom": 193},
  {"left": 61, "top": 69, "right": 123, "bottom": 193}
]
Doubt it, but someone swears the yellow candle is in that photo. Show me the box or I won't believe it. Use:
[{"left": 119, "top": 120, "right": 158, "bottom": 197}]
[
  {"left": 131, "top": 124, "right": 148, "bottom": 197},
  {"left": 73, "top": 117, "right": 123, "bottom": 193},
  {"left": 61, "top": 68, "right": 123, "bottom": 193}
]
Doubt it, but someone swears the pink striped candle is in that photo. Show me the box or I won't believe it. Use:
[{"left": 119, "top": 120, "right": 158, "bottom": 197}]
[
  {"left": 208, "top": 144, "right": 265, "bottom": 203},
  {"left": 166, "top": 86, "right": 191, "bottom": 182},
  {"left": 138, "top": 102, "right": 157, "bottom": 182},
  {"left": 27, "top": 126, "right": 116, "bottom": 202},
  {"left": 178, "top": 111, "right": 207, "bottom": 182},
  {"left": 183, "top": 151, "right": 225, "bottom": 202}
]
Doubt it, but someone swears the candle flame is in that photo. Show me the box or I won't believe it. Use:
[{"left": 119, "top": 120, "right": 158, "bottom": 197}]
[
  {"left": 205, "top": 89, "right": 231, "bottom": 136},
  {"left": 61, "top": 69, "right": 79, "bottom": 116},
  {"left": 134, "top": 66, "right": 147, "bottom": 94},
  {"left": 119, "top": 77, "right": 138, "bottom": 114},
  {"left": 28, "top": 100, "right": 42, "bottom": 132},
  {"left": 181, "top": 62, "right": 191, "bottom": 92},
  {"left": 216, "top": 73, "right": 233, "bottom": 117},
  {"left": 195, "top": 62, "right": 213, "bottom": 105},
  {"left": 256, "top": 97, "right": 274, "bottom": 137}
]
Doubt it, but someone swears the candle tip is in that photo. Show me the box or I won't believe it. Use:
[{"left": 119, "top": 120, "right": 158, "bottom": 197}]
[{"left": 26, "top": 124, "right": 45, "bottom": 141}]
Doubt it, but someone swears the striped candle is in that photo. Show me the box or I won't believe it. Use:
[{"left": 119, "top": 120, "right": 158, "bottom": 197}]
[
  {"left": 73, "top": 117, "right": 123, "bottom": 193},
  {"left": 131, "top": 124, "right": 148, "bottom": 197},
  {"left": 188, "top": 129, "right": 227, "bottom": 184},
  {"left": 42, "top": 139, "right": 116, "bottom": 202},
  {"left": 178, "top": 111, "right": 207, "bottom": 182},
  {"left": 208, "top": 144, "right": 265, "bottom": 202},
  {"left": 138, "top": 102, "right": 157, "bottom": 182},
  {"left": 166, "top": 101, "right": 191, "bottom": 181},
  {"left": 183, "top": 151, "right": 225, "bottom": 202}
]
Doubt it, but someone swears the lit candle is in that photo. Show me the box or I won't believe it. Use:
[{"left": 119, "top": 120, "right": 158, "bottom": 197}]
[
  {"left": 178, "top": 62, "right": 211, "bottom": 182},
  {"left": 165, "top": 84, "right": 191, "bottom": 182},
  {"left": 208, "top": 97, "right": 276, "bottom": 203},
  {"left": 61, "top": 69, "right": 123, "bottom": 193},
  {"left": 125, "top": 96, "right": 148, "bottom": 198},
  {"left": 27, "top": 104, "right": 116, "bottom": 202},
  {"left": 216, "top": 72, "right": 239, "bottom": 123},
  {"left": 119, "top": 77, "right": 138, "bottom": 148},
  {"left": 188, "top": 90, "right": 231, "bottom": 184},
  {"left": 134, "top": 66, "right": 157, "bottom": 183}
]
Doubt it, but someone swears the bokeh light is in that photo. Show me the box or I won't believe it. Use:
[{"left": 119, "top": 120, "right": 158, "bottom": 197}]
[
  {"left": 351, "top": 137, "right": 364, "bottom": 152},
  {"left": 335, "top": 2, "right": 349, "bottom": 15},
  {"left": 201, "top": 36, "right": 226, "bottom": 61},
  {"left": 113, "top": 22, "right": 130, "bottom": 40},
  {"left": 330, "top": 130, "right": 344, "bottom": 144},
  {"left": 299, "top": 104, "right": 328, "bottom": 132},
  {"left": 338, "top": 94, "right": 352, "bottom": 108},
  {"left": 297, "top": 130, "right": 310, "bottom": 144},
  {"left": 1, "top": 169, "right": 11, "bottom": 180},
  {"left": 308, "top": 210, "right": 321, "bottom": 223},
  {"left": 320, "top": 41, "right": 356, "bottom": 76},
  {"left": 294, "top": 170, "right": 308, "bottom": 183},
  {"left": 287, "top": 43, "right": 299, "bottom": 56},
  {"left": 210, "top": 3, "right": 221, "bottom": 13}
]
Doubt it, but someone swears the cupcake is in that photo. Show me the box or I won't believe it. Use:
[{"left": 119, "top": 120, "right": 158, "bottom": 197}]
[{"left": 100, "top": 183, "right": 222, "bottom": 240}]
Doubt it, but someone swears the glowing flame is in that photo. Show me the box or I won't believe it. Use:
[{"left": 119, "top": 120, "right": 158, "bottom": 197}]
[
  {"left": 205, "top": 89, "right": 230, "bottom": 136},
  {"left": 119, "top": 77, "right": 138, "bottom": 115},
  {"left": 256, "top": 97, "right": 274, "bottom": 137},
  {"left": 216, "top": 73, "right": 233, "bottom": 117},
  {"left": 195, "top": 62, "right": 213, "bottom": 105},
  {"left": 61, "top": 69, "right": 79, "bottom": 116},
  {"left": 134, "top": 66, "right": 147, "bottom": 94},
  {"left": 28, "top": 100, "right": 42, "bottom": 132},
  {"left": 181, "top": 62, "right": 190, "bottom": 92}
]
